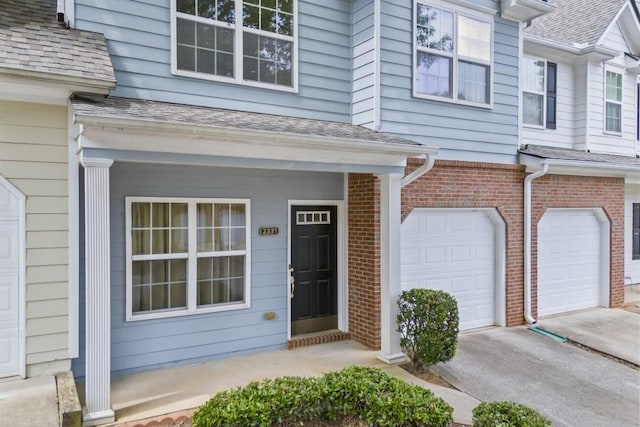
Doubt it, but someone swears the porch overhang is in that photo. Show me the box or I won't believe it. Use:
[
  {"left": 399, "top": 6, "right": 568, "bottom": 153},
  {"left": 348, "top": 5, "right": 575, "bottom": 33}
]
[
  {"left": 71, "top": 96, "right": 437, "bottom": 173},
  {"left": 519, "top": 145, "right": 640, "bottom": 183}
]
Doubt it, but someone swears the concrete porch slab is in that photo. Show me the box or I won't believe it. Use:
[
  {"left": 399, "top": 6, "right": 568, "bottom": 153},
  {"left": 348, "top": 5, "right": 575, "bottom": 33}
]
[
  {"left": 81, "top": 340, "right": 477, "bottom": 426},
  {"left": 537, "top": 308, "right": 640, "bottom": 366},
  {"left": 0, "top": 375, "right": 59, "bottom": 427}
]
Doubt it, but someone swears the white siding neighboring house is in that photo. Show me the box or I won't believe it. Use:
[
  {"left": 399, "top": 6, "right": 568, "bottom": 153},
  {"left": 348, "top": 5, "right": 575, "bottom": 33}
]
[
  {"left": 0, "top": 0, "right": 115, "bottom": 379},
  {"left": 521, "top": 0, "right": 640, "bottom": 286}
]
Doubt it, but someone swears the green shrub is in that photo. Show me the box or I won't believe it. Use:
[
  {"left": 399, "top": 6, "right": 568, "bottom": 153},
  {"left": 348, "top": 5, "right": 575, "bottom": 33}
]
[
  {"left": 472, "top": 401, "right": 552, "bottom": 427},
  {"left": 397, "top": 289, "right": 459, "bottom": 371},
  {"left": 192, "top": 366, "right": 453, "bottom": 427}
]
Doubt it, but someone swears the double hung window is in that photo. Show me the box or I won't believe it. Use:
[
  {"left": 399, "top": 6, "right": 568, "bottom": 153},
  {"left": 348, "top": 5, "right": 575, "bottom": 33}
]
[
  {"left": 522, "top": 57, "right": 557, "bottom": 129},
  {"left": 605, "top": 69, "right": 622, "bottom": 134},
  {"left": 633, "top": 203, "right": 640, "bottom": 260},
  {"left": 173, "top": 0, "right": 296, "bottom": 89},
  {"left": 126, "top": 197, "right": 250, "bottom": 321},
  {"left": 414, "top": 1, "right": 493, "bottom": 106}
]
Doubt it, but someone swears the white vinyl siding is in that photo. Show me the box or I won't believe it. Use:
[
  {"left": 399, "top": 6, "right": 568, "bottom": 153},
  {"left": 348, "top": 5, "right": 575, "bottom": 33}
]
[
  {"left": 126, "top": 197, "right": 251, "bottom": 321},
  {"left": 0, "top": 101, "right": 70, "bottom": 377},
  {"left": 522, "top": 60, "right": 575, "bottom": 149}
]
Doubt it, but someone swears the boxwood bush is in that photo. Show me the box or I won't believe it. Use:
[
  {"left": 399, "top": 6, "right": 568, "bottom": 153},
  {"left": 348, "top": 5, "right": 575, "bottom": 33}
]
[
  {"left": 472, "top": 401, "right": 552, "bottom": 427},
  {"left": 397, "top": 289, "right": 459, "bottom": 372},
  {"left": 192, "top": 366, "right": 453, "bottom": 427}
]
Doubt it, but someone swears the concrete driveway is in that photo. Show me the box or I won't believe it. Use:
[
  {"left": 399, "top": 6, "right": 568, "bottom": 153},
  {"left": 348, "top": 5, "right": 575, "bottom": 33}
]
[{"left": 431, "top": 325, "right": 640, "bottom": 427}]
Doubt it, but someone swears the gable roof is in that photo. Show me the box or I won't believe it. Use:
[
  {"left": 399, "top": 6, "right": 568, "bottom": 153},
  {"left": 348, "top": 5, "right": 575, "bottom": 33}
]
[
  {"left": 525, "top": 0, "right": 627, "bottom": 46},
  {"left": 0, "top": 0, "right": 115, "bottom": 85}
]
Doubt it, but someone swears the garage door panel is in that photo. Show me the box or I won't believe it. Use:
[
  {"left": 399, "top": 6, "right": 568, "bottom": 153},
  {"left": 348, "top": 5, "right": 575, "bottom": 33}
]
[
  {"left": 538, "top": 210, "right": 602, "bottom": 317},
  {"left": 402, "top": 210, "right": 497, "bottom": 330}
]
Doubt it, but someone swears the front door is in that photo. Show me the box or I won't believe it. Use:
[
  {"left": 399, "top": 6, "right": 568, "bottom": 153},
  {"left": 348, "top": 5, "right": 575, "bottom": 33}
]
[{"left": 290, "top": 205, "right": 338, "bottom": 335}]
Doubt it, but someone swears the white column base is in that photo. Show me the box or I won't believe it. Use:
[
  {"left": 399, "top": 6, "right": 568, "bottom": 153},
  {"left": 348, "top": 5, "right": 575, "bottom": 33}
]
[
  {"left": 376, "top": 351, "right": 407, "bottom": 365},
  {"left": 82, "top": 408, "right": 115, "bottom": 426}
]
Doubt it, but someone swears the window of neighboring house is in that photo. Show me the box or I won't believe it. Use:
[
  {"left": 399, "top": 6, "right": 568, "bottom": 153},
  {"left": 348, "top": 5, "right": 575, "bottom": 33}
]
[
  {"left": 634, "top": 203, "right": 640, "bottom": 260},
  {"left": 126, "top": 197, "right": 250, "bottom": 321},
  {"left": 605, "top": 69, "right": 623, "bottom": 134},
  {"left": 173, "top": 0, "right": 296, "bottom": 90},
  {"left": 414, "top": 1, "right": 493, "bottom": 106},
  {"left": 522, "top": 57, "right": 556, "bottom": 128}
]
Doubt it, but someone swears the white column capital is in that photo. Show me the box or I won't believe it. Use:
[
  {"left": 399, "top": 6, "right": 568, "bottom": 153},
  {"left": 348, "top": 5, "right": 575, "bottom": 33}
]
[{"left": 80, "top": 157, "right": 113, "bottom": 169}]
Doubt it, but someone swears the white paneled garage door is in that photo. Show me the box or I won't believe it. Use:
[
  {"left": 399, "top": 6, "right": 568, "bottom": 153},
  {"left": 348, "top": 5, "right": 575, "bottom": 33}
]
[
  {"left": 401, "top": 209, "right": 497, "bottom": 330},
  {"left": 0, "top": 179, "right": 21, "bottom": 378},
  {"left": 538, "top": 210, "right": 602, "bottom": 317}
]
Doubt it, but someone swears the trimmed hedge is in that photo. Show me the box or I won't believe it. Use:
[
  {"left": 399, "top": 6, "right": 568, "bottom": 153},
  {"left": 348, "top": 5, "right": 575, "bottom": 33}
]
[
  {"left": 472, "top": 401, "right": 552, "bottom": 427},
  {"left": 192, "top": 366, "right": 453, "bottom": 427},
  {"left": 397, "top": 289, "right": 459, "bottom": 371}
]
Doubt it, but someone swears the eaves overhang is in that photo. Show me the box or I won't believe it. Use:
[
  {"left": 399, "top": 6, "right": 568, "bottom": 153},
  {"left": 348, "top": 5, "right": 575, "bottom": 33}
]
[
  {"left": 523, "top": 35, "right": 619, "bottom": 62},
  {"left": 72, "top": 104, "right": 438, "bottom": 173},
  {"left": 0, "top": 67, "right": 115, "bottom": 105},
  {"left": 520, "top": 154, "right": 640, "bottom": 183},
  {"left": 501, "top": 0, "right": 556, "bottom": 22}
]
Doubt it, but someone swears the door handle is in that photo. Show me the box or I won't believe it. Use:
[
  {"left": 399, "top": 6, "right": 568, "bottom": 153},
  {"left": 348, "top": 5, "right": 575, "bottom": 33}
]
[{"left": 289, "top": 265, "right": 295, "bottom": 298}]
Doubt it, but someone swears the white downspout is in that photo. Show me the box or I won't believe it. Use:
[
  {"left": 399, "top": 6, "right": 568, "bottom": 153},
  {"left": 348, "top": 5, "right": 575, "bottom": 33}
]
[
  {"left": 401, "top": 155, "right": 435, "bottom": 188},
  {"left": 524, "top": 160, "right": 549, "bottom": 324}
]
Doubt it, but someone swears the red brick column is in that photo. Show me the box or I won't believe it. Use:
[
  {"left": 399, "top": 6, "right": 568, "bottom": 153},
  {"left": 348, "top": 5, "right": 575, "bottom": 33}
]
[
  {"left": 531, "top": 175, "right": 625, "bottom": 315},
  {"left": 347, "top": 173, "right": 381, "bottom": 349}
]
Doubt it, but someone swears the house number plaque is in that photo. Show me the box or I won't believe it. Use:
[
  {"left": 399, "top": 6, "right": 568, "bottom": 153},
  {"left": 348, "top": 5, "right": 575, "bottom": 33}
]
[{"left": 259, "top": 226, "right": 279, "bottom": 236}]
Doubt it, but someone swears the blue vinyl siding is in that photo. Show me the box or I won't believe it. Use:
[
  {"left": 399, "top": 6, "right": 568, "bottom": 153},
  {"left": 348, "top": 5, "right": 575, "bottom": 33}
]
[
  {"left": 378, "top": 0, "right": 520, "bottom": 163},
  {"left": 73, "top": 162, "right": 343, "bottom": 377},
  {"left": 74, "top": 0, "right": 352, "bottom": 122},
  {"left": 352, "top": 0, "right": 376, "bottom": 128}
]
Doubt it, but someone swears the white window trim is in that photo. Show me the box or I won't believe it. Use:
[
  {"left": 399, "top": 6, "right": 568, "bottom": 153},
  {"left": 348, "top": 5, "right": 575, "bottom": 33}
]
[
  {"left": 125, "top": 196, "right": 251, "bottom": 322},
  {"left": 412, "top": 0, "right": 494, "bottom": 109},
  {"left": 170, "top": 0, "right": 299, "bottom": 93},
  {"left": 603, "top": 66, "right": 623, "bottom": 136},
  {"left": 522, "top": 55, "right": 546, "bottom": 130}
]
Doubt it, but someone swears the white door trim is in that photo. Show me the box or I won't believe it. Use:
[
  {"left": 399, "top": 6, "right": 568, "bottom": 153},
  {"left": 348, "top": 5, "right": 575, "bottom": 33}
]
[
  {"left": 287, "top": 200, "right": 346, "bottom": 340},
  {"left": 0, "top": 175, "right": 26, "bottom": 378},
  {"left": 537, "top": 208, "right": 610, "bottom": 316},
  {"left": 403, "top": 207, "right": 507, "bottom": 328}
]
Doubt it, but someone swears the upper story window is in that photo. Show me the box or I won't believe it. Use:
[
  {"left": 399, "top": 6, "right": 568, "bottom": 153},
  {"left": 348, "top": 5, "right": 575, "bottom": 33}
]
[
  {"left": 604, "top": 69, "right": 622, "bottom": 134},
  {"left": 413, "top": 1, "right": 493, "bottom": 107},
  {"left": 126, "top": 197, "right": 251, "bottom": 321},
  {"left": 173, "top": 0, "right": 296, "bottom": 91},
  {"left": 522, "top": 57, "right": 556, "bottom": 129}
]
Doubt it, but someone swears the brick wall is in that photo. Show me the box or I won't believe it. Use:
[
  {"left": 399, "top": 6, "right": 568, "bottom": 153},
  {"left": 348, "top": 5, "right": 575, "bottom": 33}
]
[
  {"left": 346, "top": 163, "right": 625, "bottom": 345},
  {"left": 347, "top": 173, "right": 381, "bottom": 349},
  {"left": 531, "top": 174, "right": 626, "bottom": 313},
  {"left": 401, "top": 160, "right": 527, "bottom": 326}
]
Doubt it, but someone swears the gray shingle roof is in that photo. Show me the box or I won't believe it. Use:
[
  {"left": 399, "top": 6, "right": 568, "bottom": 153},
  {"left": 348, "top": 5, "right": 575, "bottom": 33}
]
[
  {"left": 525, "top": 0, "right": 627, "bottom": 46},
  {"left": 519, "top": 144, "right": 640, "bottom": 166},
  {"left": 0, "top": 0, "right": 115, "bottom": 84},
  {"left": 71, "top": 95, "right": 428, "bottom": 149}
]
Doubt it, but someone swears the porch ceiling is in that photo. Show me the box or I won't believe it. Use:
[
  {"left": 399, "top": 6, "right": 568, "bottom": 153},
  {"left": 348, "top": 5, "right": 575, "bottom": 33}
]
[{"left": 71, "top": 95, "right": 437, "bottom": 173}]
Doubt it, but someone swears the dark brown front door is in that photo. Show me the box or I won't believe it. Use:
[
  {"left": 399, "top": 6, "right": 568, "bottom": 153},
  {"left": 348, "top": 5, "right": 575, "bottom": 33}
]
[{"left": 290, "top": 205, "right": 338, "bottom": 335}]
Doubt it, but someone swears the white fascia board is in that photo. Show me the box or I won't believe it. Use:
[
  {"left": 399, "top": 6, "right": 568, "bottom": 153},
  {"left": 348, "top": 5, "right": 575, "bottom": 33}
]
[
  {"left": 501, "top": 0, "right": 555, "bottom": 22},
  {"left": 75, "top": 116, "right": 437, "bottom": 168},
  {"left": 524, "top": 35, "right": 618, "bottom": 63},
  {"left": 0, "top": 71, "right": 112, "bottom": 105},
  {"left": 521, "top": 154, "right": 640, "bottom": 178}
]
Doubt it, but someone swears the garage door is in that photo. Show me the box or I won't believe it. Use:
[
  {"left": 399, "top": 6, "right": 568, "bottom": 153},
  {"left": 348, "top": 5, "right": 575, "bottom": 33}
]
[
  {"left": 538, "top": 210, "right": 601, "bottom": 317},
  {"left": 0, "top": 179, "right": 21, "bottom": 377},
  {"left": 401, "top": 210, "right": 496, "bottom": 330}
]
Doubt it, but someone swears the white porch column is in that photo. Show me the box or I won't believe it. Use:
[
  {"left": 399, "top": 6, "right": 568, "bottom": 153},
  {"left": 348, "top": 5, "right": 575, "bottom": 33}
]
[
  {"left": 376, "top": 172, "right": 405, "bottom": 364},
  {"left": 81, "top": 157, "right": 115, "bottom": 426}
]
